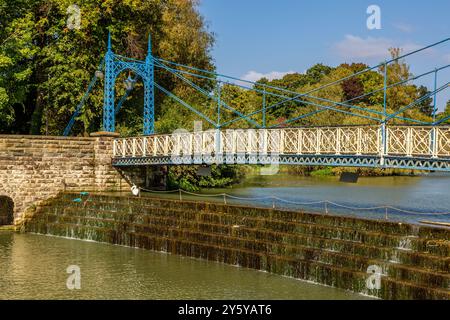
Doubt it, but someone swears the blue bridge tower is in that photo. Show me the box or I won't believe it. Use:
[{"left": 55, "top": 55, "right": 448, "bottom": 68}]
[{"left": 103, "top": 32, "right": 155, "bottom": 135}]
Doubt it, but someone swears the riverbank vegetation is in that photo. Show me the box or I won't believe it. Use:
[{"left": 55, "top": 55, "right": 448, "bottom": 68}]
[
  {"left": 280, "top": 165, "right": 416, "bottom": 177},
  {"left": 167, "top": 165, "right": 248, "bottom": 191}
]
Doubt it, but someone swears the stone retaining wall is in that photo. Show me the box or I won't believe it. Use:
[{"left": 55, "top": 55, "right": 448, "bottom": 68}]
[{"left": 0, "top": 134, "right": 129, "bottom": 222}]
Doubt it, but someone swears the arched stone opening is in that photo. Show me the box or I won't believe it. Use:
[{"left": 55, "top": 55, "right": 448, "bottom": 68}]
[{"left": 0, "top": 196, "right": 14, "bottom": 225}]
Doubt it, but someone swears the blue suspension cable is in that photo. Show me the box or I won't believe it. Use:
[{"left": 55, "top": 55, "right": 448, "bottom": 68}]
[
  {"left": 385, "top": 82, "right": 450, "bottom": 122},
  {"left": 154, "top": 82, "right": 218, "bottom": 127},
  {"left": 155, "top": 60, "right": 382, "bottom": 124},
  {"left": 154, "top": 37, "right": 450, "bottom": 107},
  {"left": 154, "top": 60, "right": 262, "bottom": 128},
  {"left": 156, "top": 58, "right": 446, "bottom": 126}
]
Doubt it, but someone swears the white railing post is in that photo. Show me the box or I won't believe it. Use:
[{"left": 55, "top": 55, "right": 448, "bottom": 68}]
[
  {"left": 153, "top": 136, "right": 157, "bottom": 156},
  {"left": 380, "top": 124, "right": 386, "bottom": 165},
  {"left": 142, "top": 138, "right": 147, "bottom": 157},
  {"left": 164, "top": 136, "right": 169, "bottom": 156},
  {"left": 176, "top": 134, "right": 181, "bottom": 156},
  {"left": 432, "top": 127, "right": 438, "bottom": 158},
  {"left": 407, "top": 127, "right": 413, "bottom": 157},
  {"left": 280, "top": 130, "right": 285, "bottom": 154},
  {"left": 247, "top": 130, "right": 252, "bottom": 154},
  {"left": 357, "top": 127, "right": 362, "bottom": 155},
  {"left": 232, "top": 130, "right": 237, "bottom": 155},
  {"left": 262, "top": 129, "right": 268, "bottom": 155},
  {"left": 215, "top": 129, "right": 222, "bottom": 163},
  {"left": 189, "top": 133, "right": 193, "bottom": 156},
  {"left": 316, "top": 128, "right": 321, "bottom": 154},
  {"left": 336, "top": 128, "right": 341, "bottom": 155},
  {"left": 202, "top": 131, "right": 206, "bottom": 154},
  {"left": 298, "top": 129, "right": 303, "bottom": 154}
]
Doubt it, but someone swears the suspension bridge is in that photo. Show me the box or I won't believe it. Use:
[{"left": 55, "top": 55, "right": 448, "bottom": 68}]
[{"left": 65, "top": 33, "right": 450, "bottom": 171}]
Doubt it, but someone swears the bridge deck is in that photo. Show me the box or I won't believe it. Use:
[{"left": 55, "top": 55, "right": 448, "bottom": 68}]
[{"left": 112, "top": 126, "right": 450, "bottom": 171}]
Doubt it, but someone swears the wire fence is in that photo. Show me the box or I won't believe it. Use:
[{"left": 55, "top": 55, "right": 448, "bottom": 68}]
[{"left": 137, "top": 187, "right": 450, "bottom": 225}]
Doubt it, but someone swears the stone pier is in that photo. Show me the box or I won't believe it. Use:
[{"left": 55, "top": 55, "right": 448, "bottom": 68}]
[{"left": 0, "top": 133, "right": 131, "bottom": 223}]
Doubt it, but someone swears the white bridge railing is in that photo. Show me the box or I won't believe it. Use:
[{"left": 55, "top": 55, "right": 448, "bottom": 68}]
[{"left": 113, "top": 126, "right": 450, "bottom": 160}]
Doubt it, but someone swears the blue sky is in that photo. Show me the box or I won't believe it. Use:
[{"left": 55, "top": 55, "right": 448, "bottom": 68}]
[{"left": 198, "top": 0, "right": 450, "bottom": 110}]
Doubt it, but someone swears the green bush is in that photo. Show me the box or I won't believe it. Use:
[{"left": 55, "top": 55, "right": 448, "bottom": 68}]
[{"left": 168, "top": 165, "right": 246, "bottom": 191}]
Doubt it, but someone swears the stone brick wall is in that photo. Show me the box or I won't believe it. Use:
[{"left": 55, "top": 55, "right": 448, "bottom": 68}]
[{"left": 0, "top": 134, "right": 129, "bottom": 222}]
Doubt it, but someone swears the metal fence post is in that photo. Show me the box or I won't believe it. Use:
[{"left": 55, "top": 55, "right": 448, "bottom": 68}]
[{"left": 262, "top": 88, "right": 266, "bottom": 128}]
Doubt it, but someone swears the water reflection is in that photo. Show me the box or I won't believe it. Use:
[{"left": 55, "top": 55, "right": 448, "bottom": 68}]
[{"left": 132, "top": 174, "right": 450, "bottom": 225}]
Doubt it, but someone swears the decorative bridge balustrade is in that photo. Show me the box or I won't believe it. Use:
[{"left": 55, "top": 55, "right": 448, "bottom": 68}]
[{"left": 112, "top": 126, "right": 450, "bottom": 171}]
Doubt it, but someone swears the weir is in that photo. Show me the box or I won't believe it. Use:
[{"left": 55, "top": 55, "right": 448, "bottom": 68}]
[{"left": 22, "top": 192, "right": 450, "bottom": 300}]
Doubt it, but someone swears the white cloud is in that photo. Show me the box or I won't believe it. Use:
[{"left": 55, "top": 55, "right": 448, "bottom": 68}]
[
  {"left": 241, "top": 70, "right": 295, "bottom": 83},
  {"left": 393, "top": 23, "right": 414, "bottom": 33},
  {"left": 444, "top": 53, "right": 450, "bottom": 63},
  {"left": 334, "top": 35, "right": 422, "bottom": 60}
]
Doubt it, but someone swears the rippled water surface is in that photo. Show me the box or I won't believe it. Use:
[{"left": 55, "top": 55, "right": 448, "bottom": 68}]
[
  {"left": 0, "top": 232, "right": 370, "bottom": 300},
  {"left": 141, "top": 174, "right": 450, "bottom": 225}
]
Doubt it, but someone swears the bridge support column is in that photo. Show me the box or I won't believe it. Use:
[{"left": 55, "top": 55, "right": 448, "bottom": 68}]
[
  {"left": 102, "top": 32, "right": 155, "bottom": 135},
  {"left": 103, "top": 33, "right": 115, "bottom": 132},
  {"left": 143, "top": 35, "right": 155, "bottom": 135}
]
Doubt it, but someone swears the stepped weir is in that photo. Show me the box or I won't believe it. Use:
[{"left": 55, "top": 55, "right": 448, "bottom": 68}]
[{"left": 22, "top": 192, "right": 450, "bottom": 300}]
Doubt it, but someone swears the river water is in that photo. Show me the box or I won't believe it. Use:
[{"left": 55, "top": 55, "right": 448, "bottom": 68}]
[
  {"left": 154, "top": 173, "right": 450, "bottom": 226},
  {"left": 0, "top": 232, "right": 369, "bottom": 300},
  {"left": 2, "top": 174, "right": 448, "bottom": 299}
]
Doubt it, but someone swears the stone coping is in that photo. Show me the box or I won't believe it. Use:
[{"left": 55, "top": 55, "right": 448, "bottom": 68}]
[
  {"left": 90, "top": 131, "right": 121, "bottom": 138},
  {"left": 0, "top": 135, "right": 95, "bottom": 141}
]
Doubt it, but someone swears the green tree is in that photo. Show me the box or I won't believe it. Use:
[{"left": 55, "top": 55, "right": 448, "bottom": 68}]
[
  {"left": 381, "top": 48, "right": 417, "bottom": 112},
  {"left": 416, "top": 85, "right": 434, "bottom": 117},
  {"left": 437, "top": 100, "right": 450, "bottom": 124},
  {"left": 0, "top": 0, "right": 37, "bottom": 133},
  {"left": 0, "top": 0, "right": 215, "bottom": 136},
  {"left": 305, "top": 64, "right": 333, "bottom": 84}
]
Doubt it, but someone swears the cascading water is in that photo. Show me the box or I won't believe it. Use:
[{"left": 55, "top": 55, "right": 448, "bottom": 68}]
[{"left": 22, "top": 192, "right": 450, "bottom": 300}]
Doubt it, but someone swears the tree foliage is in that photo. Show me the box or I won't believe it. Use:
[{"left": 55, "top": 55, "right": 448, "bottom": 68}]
[
  {"left": 0, "top": 0, "right": 214, "bottom": 135},
  {"left": 0, "top": 3, "right": 441, "bottom": 185},
  {"left": 238, "top": 49, "right": 435, "bottom": 128}
]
